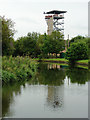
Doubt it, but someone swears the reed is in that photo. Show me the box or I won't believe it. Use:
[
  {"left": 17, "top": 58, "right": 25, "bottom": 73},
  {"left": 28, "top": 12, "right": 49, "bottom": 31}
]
[{"left": 2, "top": 56, "right": 37, "bottom": 85}]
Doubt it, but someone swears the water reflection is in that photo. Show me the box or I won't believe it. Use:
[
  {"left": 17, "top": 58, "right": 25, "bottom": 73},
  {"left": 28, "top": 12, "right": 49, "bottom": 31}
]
[
  {"left": 47, "top": 64, "right": 68, "bottom": 70},
  {"left": 36, "top": 63, "right": 88, "bottom": 85},
  {"left": 46, "top": 85, "right": 64, "bottom": 110},
  {"left": 66, "top": 67, "right": 88, "bottom": 84},
  {"left": 2, "top": 63, "right": 88, "bottom": 118},
  {"left": 2, "top": 82, "right": 26, "bottom": 117},
  {"left": 29, "top": 63, "right": 66, "bottom": 86}
]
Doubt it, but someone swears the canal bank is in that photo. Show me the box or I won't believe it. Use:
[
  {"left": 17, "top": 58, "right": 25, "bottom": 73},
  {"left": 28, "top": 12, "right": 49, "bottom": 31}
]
[{"left": 33, "top": 58, "right": 88, "bottom": 66}]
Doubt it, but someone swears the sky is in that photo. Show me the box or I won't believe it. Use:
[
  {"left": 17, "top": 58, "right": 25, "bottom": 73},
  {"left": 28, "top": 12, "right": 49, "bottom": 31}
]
[{"left": 0, "top": 0, "right": 89, "bottom": 40}]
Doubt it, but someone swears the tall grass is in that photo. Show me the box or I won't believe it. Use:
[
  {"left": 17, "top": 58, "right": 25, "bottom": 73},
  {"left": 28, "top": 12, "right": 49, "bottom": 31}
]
[{"left": 2, "top": 56, "right": 37, "bottom": 85}]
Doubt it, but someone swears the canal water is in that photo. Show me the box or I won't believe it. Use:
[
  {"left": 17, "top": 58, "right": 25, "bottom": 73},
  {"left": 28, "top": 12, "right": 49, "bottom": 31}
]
[{"left": 2, "top": 63, "right": 88, "bottom": 118}]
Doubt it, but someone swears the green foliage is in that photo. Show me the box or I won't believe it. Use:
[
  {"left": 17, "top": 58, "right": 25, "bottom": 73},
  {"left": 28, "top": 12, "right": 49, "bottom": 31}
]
[
  {"left": 37, "top": 33, "right": 46, "bottom": 53},
  {"left": 14, "top": 31, "right": 64, "bottom": 58},
  {"left": 14, "top": 37, "right": 24, "bottom": 56},
  {"left": 2, "top": 56, "right": 37, "bottom": 85},
  {"left": 70, "top": 35, "right": 88, "bottom": 47},
  {"left": 65, "top": 41, "right": 88, "bottom": 62},
  {"left": 66, "top": 35, "right": 88, "bottom": 63},
  {"left": 70, "top": 35, "right": 85, "bottom": 44},
  {"left": 88, "top": 38, "right": 90, "bottom": 67},
  {"left": 14, "top": 32, "right": 40, "bottom": 57},
  {"left": 0, "top": 16, "right": 16, "bottom": 56},
  {"left": 2, "top": 70, "right": 16, "bottom": 83},
  {"left": 42, "top": 31, "right": 65, "bottom": 57}
]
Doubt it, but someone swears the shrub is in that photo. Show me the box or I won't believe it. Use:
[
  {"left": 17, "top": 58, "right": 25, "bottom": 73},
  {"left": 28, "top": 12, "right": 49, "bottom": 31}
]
[
  {"left": 2, "top": 56, "right": 37, "bottom": 85},
  {"left": 2, "top": 70, "right": 17, "bottom": 84},
  {"left": 65, "top": 42, "right": 88, "bottom": 62}
]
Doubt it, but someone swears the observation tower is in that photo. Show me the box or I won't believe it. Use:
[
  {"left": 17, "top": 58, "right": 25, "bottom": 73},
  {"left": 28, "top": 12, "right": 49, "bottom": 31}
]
[{"left": 44, "top": 10, "right": 67, "bottom": 36}]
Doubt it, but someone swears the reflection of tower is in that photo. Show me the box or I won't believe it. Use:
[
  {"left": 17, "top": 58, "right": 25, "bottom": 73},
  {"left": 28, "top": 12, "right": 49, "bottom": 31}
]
[
  {"left": 47, "top": 64, "right": 60, "bottom": 70},
  {"left": 46, "top": 85, "right": 64, "bottom": 110},
  {"left": 44, "top": 10, "right": 67, "bottom": 36}
]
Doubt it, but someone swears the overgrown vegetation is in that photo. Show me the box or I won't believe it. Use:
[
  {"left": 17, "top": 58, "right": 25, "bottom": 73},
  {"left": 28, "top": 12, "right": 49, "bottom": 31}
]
[{"left": 2, "top": 56, "right": 37, "bottom": 85}]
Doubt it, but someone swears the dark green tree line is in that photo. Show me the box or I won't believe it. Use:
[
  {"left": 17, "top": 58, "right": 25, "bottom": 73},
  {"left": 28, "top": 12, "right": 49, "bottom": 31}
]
[
  {"left": 1, "top": 16, "right": 16, "bottom": 56},
  {"left": 14, "top": 31, "right": 65, "bottom": 58},
  {"left": 3, "top": 16, "right": 88, "bottom": 61}
]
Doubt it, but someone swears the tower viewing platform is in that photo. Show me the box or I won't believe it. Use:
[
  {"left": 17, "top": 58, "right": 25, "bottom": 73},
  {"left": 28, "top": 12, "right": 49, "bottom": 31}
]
[{"left": 44, "top": 10, "right": 67, "bottom": 36}]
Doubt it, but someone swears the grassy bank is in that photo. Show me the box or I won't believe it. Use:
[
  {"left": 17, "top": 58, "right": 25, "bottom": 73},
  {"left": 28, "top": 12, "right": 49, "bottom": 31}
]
[
  {"left": 33, "top": 58, "right": 68, "bottom": 63},
  {"left": 43, "top": 58, "right": 68, "bottom": 62},
  {"left": 76, "top": 60, "right": 88, "bottom": 65},
  {"left": 2, "top": 56, "right": 37, "bottom": 85},
  {"left": 33, "top": 58, "right": 88, "bottom": 66}
]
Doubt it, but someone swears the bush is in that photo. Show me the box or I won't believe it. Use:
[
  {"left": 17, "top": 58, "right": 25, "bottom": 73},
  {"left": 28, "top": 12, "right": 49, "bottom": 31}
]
[
  {"left": 2, "top": 56, "right": 37, "bottom": 85},
  {"left": 2, "top": 70, "right": 17, "bottom": 84},
  {"left": 65, "top": 42, "right": 88, "bottom": 62}
]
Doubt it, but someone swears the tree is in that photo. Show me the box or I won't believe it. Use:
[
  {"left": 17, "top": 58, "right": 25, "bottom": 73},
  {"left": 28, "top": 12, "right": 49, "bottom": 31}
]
[
  {"left": 70, "top": 35, "right": 85, "bottom": 43},
  {"left": 36, "top": 33, "right": 46, "bottom": 58},
  {"left": 1, "top": 16, "right": 16, "bottom": 56},
  {"left": 23, "top": 36, "right": 37, "bottom": 57},
  {"left": 0, "top": 18, "right": 2, "bottom": 56},
  {"left": 65, "top": 41, "right": 88, "bottom": 62},
  {"left": 69, "top": 35, "right": 88, "bottom": 46},
  {"left": 88, "top": 38, "right": 90, "bottom": 68},
  {"left": 14, "top": 32, "right": 40, "bottom": 57},
  {"left": 42, "top": 31, "right": 65, "bottom": 57},
  {"left": 14, "top": 37, "right": 24, "bottom": 56}
]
